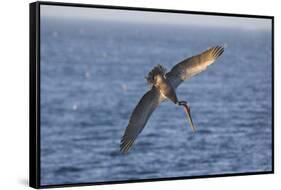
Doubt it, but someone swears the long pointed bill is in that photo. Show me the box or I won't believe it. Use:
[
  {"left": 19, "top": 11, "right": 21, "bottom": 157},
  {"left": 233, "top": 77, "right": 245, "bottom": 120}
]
[{"left": 182, "top": 104, "right": 196, "bottom": 132}]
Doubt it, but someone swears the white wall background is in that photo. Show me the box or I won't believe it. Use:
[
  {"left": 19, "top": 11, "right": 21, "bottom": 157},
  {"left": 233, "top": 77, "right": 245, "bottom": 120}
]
[{"left": 0, "top": 0, "right": 278, "bottom": 189}]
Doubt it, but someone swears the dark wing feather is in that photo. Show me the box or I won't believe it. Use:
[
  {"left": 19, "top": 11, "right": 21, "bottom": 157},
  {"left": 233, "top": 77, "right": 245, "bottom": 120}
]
[
  {"left": 166, "top": 46, "right": 224, "bottom": 89},
  {"left": 120, "top": 87, "right": 162, "bottom": 153}
]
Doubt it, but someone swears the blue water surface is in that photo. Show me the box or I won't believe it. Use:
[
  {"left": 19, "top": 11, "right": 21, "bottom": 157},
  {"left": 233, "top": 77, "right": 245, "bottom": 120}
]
[{"left": 40, "top": 17, "right": 272, "bottom": 185}]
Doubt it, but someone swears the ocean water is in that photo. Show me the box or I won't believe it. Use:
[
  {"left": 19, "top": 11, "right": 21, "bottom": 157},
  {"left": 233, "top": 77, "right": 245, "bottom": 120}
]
[{"left": 40, "top": 17, "right": 272, "bottom": 186}]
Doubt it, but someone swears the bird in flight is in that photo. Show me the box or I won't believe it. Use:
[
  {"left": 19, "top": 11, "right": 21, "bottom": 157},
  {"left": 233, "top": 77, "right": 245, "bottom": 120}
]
[{"left": 120, "top": 46, "right": 224, "bottom": 153}]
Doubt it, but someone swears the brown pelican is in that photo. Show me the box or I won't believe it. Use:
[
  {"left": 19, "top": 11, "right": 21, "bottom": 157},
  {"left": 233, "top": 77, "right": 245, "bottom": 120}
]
[{"left": 120, "top": 46, "right": 224, "bottom": 153}]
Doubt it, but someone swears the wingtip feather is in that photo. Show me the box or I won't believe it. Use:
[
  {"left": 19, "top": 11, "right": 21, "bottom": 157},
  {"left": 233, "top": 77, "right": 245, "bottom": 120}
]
[
  {"left": 211, "top": 46, "right": 224, "bottom": 59},
  {"left": 120, "top": 139, "right": 134, "bottom": 153}
]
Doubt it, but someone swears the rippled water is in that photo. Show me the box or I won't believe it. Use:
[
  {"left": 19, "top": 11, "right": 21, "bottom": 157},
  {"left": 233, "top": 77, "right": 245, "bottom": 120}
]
[{"left": 40, "top": 17, "right": 272, "bottom": 186}]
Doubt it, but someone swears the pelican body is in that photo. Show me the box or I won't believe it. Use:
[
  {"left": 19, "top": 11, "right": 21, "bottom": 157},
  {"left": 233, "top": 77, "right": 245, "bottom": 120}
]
[
  {"left": 148, "top": 65, "right": 177, "bottom": 103},
  {"left": 120, "top": 46, "right": 224, "bottom": 153},
  {"left": 146, "top": 65, "right": 196, "bottom": 132},
  {"left": 154, "top": 75, "right": 177, "bottom": 103}
]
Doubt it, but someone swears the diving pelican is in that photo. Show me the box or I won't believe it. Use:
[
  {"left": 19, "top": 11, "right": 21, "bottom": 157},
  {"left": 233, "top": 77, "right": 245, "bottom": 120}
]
[{"left": 120, "top": 46, "right": 224, "bottom": 153}]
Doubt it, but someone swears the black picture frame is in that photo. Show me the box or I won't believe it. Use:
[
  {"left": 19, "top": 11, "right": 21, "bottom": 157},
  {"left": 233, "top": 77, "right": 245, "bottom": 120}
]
[{"left": 29, "top": 1, "right": 274, "bottom": 189}]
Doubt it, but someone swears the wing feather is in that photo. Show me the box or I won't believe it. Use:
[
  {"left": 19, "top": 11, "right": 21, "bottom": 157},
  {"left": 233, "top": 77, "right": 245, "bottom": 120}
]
[
  {"left": 166, "top": 46, "right": 224, "bottom": 89},
  {"left": 120, "top": 87, "right": 162, "bottom": 153}
]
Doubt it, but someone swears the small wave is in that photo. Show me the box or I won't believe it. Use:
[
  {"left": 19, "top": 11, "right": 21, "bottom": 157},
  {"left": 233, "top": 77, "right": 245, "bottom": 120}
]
[{"left": 55, "top": 166, "right": 83, "bottom": 175}]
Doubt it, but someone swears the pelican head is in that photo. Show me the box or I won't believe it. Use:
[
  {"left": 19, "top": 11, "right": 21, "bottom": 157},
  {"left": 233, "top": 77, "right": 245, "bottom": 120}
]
[{"left": 146, "top": 64, "right": 167, "bottom": 87}]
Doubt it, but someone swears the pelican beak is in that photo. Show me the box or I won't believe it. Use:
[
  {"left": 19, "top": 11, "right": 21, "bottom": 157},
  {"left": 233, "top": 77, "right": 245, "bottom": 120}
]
[{"left": 182, "top": 104, "right": 196, "bottom": 132}]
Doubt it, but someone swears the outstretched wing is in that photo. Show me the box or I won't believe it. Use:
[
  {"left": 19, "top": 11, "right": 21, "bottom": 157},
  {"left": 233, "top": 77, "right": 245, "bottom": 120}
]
[
  {"left": 166, "top": 46, "right": 224, "bottom": 89},
  {"left": 120, "top": 87, "right": 163, "bottom": 153}
]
